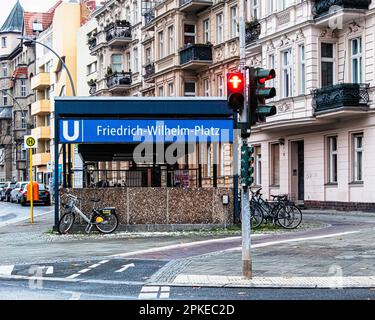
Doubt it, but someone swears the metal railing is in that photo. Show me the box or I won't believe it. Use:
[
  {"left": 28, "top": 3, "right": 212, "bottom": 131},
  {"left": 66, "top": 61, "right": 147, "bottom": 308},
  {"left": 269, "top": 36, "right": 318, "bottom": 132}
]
[
  {"left": 179, "top": 44, "right": 213, "bottom": 65},
  {"left": 144, "top": 63, "right": 155, "bottom": 79},
  {"left": 106, "top": 72, "right": 132, "bottom": 88},
  {"left": 313, "top": 0, "right": 371, "bottom": 18},
  {"left": 106, "top": 26, "right": 132, "bottom": 42},
  {"left": 312, "top": 83, "right": 370, "bottom": 113},
  {"left": 245, "top": 21, "right": 261, "bottom": 45}
]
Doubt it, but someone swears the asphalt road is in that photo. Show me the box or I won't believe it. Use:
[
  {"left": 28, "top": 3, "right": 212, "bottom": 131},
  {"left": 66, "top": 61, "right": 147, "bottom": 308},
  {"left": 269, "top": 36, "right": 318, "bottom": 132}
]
[{"left": 1, "top": 201, "right": 375, "bottom": 300}]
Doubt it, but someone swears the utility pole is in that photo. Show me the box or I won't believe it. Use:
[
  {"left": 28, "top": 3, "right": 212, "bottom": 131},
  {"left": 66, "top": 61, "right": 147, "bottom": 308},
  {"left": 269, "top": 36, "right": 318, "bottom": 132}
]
[{"left": 238, "top": 0, "right": 252, "bottom": 279}]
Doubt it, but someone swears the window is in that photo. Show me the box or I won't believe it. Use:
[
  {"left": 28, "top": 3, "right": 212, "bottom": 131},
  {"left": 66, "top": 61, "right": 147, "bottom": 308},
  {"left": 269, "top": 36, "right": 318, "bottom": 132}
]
[
  {"left": 321, "top": 43, "right": 335, "bottom": 87},
  {"left": 126, "top": 52, "right": 131, "bottom": 71},
  {"left": 299, "top": 45, "right": 306, "bottom": 95},
  {"left": 44, "top": 60, "right": 52, "bottom": 72},
  {"left": 133, "top": 48, "right": 139, "bottom": 73},
  {"left": 158, "top": 31, "right": 164, "bottom": 58},
  {"left": 270, "top": 144, "right": 280, "bottom": 186},
  {"left": 255, "top": 146, "right": 262, "bottom": 185},
  {"left": 3, "top": 90, "right": 8, "bottom": 106},
  {"left": 351, "top": 38, "right": 362, "bottom": 84},
  {"left": 204, "top": 79, "right": 210, "bottom": 96},
  {"left": 268, "top": 54, "right": 275, "bottom": 88},
  {"left": 230, "top": 6, "right": 239, "bottom": 38},
  {"left": 1, "top": 37, "right": 7, "bottom": 48},
  {"left": 168, "top": 83, "right": 174, "bottom": 96},
  {"left": 184, "top": 24, "right": 195, "bottom": 45},
  {"left": 132, "top": 1, "right": 138, "bottom": 24},
  {"left": 353, "top": 133, "right": 363, "bottom": 182},
  {"left": 20, "top": 79, "right": 27, "bottom": 97},
  {"left": 158, "top": 86, "right": 164, "bottom": 96},
  {"left": 216, "top": 13, "right": 224, "bottom": 44},
  {"left": 145, "top": 47, "right": 151, "bottom": 64},
  {"left": 21, "top": 111, "right": 27, "bottom": 129},
  {"left": 328, "top": 136, "right": 338, "bottom": 183},
  {"left": 168, "top": 25, "right": 174, "bottom": 54},
  {"left": 203, "top": 19, "right": 210, "bottom": 43},
  {"left": 268, "top": 0, "right": 274, "bottom": 14},
  {"left": 217, "top": 75, "right": 224, "bottom": 96},
  {"left": 111, "top": 54, "right": 122, "bottom": 73},
  {"left": 184, "top": 82, "right": 195, "bottom": 97},
  {"left": 282, "top": 49, "right": 292, "bottom": 98},
  {"left": 87, "top": 62, "right": 97, "bottom": 75},
  {"left": 2, "top": 63, "right": 7, "bottom": 77},
  {"left": 252, "top": 0, "right": 260, "bottom": 19}
]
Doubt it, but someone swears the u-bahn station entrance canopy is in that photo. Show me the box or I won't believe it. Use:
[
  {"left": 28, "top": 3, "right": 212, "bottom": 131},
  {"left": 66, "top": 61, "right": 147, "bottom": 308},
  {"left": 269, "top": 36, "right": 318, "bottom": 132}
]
[{"left": 54, "top": 97, "right": 238, "bottom": 230}]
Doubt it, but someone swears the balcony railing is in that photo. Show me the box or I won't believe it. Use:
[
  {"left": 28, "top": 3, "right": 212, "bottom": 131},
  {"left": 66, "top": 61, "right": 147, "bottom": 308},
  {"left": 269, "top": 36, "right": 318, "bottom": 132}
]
[
  {"left": 106, "top": 72, "right": 132, "bottom": 89},
  {"left": 245, "top": 21, "right": 261, "bottom": 45},
  {"left": 143, "top": 9, "right": 155, "bottom": 26},
  {"left": 0, "top": 106, "right": 12, "bottom": 120},
  {"left": 180, "top": 44, "right": 213, "bottom": 65},
  {"left": 312, "top": 83, "right": 370, "bottom": 113},
  {"left": 144, "top": 63, "right": 155, "bottom": 79},
  {"left": 106, "top": 26, "right": 132, "bottom": 42},
  {"left": 313, "top": 0, "right": 371, "bottom": 18},
  {"left": 88, "top": 37, "right": 97, "bottom": 50},
  {"left": 89, "top": 84, "right": 97, "bottom": 95}
]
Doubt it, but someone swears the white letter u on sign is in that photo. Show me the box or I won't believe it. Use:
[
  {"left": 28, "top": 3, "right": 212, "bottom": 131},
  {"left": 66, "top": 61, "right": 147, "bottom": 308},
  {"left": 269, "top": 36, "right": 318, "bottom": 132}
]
[{"left": 62, "top": 121, "right": 80, "bottom": 142}]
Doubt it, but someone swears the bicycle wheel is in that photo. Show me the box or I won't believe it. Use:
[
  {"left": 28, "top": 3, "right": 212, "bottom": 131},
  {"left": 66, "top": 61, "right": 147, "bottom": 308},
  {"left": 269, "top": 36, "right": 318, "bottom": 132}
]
[
  {"left": 250, "top": 204, "right": 264, "bottom": 228},
  {"left": 58, "top": 212, "right": 75, "bottom": 234},
  {"left": 277, "top": 205, "right": 302, "bottom": 229},
  {"left": 95, "top": 212, "right": 119, "bottom": 234}
]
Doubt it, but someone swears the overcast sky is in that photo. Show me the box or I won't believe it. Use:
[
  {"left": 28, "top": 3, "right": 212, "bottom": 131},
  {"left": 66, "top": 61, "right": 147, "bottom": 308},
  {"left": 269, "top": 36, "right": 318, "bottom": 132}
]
[{"left": 0, "top": 1, "right": 101, "bottom": 29}]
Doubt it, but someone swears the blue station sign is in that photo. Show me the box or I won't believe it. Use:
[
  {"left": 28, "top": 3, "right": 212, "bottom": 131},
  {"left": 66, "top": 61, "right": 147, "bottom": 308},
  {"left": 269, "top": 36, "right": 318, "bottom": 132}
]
[{"left": 59, "top": 119, "right": 233, "bottom": 144}]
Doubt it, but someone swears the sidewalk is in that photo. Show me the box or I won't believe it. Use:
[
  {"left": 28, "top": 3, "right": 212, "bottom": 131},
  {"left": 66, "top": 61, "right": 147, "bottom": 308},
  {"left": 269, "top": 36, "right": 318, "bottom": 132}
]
[{"left": 151, "top": 217, "right": 375, "bottom": 288}]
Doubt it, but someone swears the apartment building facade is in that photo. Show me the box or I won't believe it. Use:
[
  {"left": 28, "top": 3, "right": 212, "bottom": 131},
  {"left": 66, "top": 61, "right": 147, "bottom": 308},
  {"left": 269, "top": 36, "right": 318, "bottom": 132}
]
[{"left": 245, "top": 0, "right": 375, "bottom": 209}]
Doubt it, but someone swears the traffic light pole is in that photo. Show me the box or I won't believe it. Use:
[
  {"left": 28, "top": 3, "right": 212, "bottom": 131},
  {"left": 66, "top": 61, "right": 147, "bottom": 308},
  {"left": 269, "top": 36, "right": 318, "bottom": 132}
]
[{"left": 239, "top": 0, "right": 252, "bottom": 279}]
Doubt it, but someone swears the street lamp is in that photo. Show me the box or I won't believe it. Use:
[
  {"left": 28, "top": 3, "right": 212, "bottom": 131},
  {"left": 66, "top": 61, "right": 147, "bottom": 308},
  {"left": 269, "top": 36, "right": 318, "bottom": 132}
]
[
  {"left": 18, "top": 36, "right": 76, "bottom": 96},
  {"left": 18, "top": 36, "right": 76, "bottom": 230}
]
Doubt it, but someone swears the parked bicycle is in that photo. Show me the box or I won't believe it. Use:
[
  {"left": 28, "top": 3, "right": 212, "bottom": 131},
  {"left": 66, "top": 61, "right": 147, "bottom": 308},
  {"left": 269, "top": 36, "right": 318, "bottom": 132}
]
[
  {"left": 250, "top": 187, "right": 302, "bottom": 229},
  {"left": 58, "top": 193, "right": 119, "bottom": 234}
]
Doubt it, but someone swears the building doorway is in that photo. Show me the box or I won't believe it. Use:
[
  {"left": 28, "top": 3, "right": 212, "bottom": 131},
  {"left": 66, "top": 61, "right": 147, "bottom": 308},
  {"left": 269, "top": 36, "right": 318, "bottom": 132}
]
[{"left": 290, "top": 140, "right": 304, "bottom": 203}]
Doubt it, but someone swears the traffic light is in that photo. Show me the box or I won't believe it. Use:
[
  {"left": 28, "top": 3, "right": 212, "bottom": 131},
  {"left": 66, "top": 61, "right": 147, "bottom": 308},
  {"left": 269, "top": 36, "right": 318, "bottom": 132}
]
[
  {"left": 227, "top": 72, "right": 245, "bottom": 112},
  {"left": 249, "top": 68, "right": 277, "bottom": 125},
  {"left": 241, "top": 143, "right": 255, "bottom": 187}
]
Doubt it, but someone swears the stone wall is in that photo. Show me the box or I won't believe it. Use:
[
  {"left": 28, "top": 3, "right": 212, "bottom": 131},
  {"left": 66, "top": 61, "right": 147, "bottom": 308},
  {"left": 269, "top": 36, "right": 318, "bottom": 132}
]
[
  {"left": 60, "top": 188, "right": 234, "bottom": 227},
  {"left": 304, "top": 201, "right": 375, "bottom": 212}
]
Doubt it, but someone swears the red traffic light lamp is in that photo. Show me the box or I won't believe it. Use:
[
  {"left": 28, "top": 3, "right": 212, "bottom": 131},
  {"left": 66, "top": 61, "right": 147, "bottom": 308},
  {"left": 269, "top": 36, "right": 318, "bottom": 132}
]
[{"left": 227, "top": 72, "right": 245, "bottom": 112}]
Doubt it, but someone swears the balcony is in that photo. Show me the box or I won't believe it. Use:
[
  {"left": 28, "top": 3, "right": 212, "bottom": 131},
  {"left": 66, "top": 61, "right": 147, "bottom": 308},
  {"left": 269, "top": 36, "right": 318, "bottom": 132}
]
[
  {"left": 144, "top": 63, "right": 155, "bottom": 81},
  {"left": 105, "top": 24, "right": 132, "bottom": 48},
  {"left": 143, "top": 9, "right": 155, "bottom": 29},
  {"left": 179, "top": 0, "right": 212, "bottom": 13},
  {"left": 88, "top": 36, "right": 97, "bottom": 51},
  {"left": 31, "top": 72, "right": 50, "bottom": 90},
  {"left": 31, "top": 126, "right": 50, "bottom": 140},
  {"left": 0, "top": 106, "right": 12, "bottom": 120},
  {"left": 31, "top": 100, "right": 50, "bottom": 116},
  {"left": 313, "top": 0, "right": 371, "bottom": 19},
  {"left": 33, "top": 152, "right": 51, "bottom": 166},
  {"left": 313, "top": 83, "right": 370, "bottom": 117},
  {"left": 89, "top": 84, "right": 97, "bottom": 95},
  {"left": 245, "top": 21, "right": 261, "bottom": 45},
  {"left": 106, "top": 72, "right": 132, "bottom": 93},
  {"left": 179, "top": 44, "right": 213, "bottom": 70}
]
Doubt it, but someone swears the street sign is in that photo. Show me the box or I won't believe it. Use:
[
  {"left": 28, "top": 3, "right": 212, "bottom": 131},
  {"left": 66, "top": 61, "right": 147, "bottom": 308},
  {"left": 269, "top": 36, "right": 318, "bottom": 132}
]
[
  {"left": 24, "top": 135, "right": 38, "bottom": 149},
  {"left": 59, "top": 119, "right": 233, "bottom": 144}
]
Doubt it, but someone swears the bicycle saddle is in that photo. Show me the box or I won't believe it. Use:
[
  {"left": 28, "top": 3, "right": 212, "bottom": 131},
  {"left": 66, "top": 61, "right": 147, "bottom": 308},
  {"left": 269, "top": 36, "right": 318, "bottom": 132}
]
[{"left": 90, "top": 198, "right": 101, "bottom": 203}]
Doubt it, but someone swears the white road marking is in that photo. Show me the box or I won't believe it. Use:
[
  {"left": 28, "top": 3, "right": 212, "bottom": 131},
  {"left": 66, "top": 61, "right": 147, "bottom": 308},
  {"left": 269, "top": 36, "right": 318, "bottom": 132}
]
[
  {"left": 0, "top": 265, "right": 14, "bottom": 276},
  {"left": 45, "top": 266, "right": 54, "bottom": 275},
  {"left": 69, "top": 292, "right": 82, "bottom": 300},
  {"left": 224, "top": 231, "right": 360, "bottom": 252},
  {"left": 99, "top": 260, "right": 110, "bottom": 264},
  {"left": 66, "top": 273, "right": 80, "bottom": 279},
  {"left": 88, "top": 263, "right": 101, "bottom": 269},
  {"left": 78, "top": 268, "right": 91, "bottom": 274},
  {"left": 109, "top": 236, "right": 244, "bottom": 258},
  {"left": 115, "top": 263, "right": 135, "bottom": 273},
  {"left": 138, "top": 286, "right": 171, "bottom": 299}
]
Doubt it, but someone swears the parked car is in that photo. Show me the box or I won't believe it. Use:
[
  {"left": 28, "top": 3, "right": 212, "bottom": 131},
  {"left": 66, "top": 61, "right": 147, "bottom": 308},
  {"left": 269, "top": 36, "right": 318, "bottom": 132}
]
[
  {"left": 20, "top": 183, "right": 51, "bottom": 206},
  {"left": 10, "top": 181, "right": 29, "bottom": 203},
  {"left": 1, "top": 181, "right": 17, "bottom": 202},
  {"left": 0, "top": 182, "right": 5, "bottom": 199}
]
